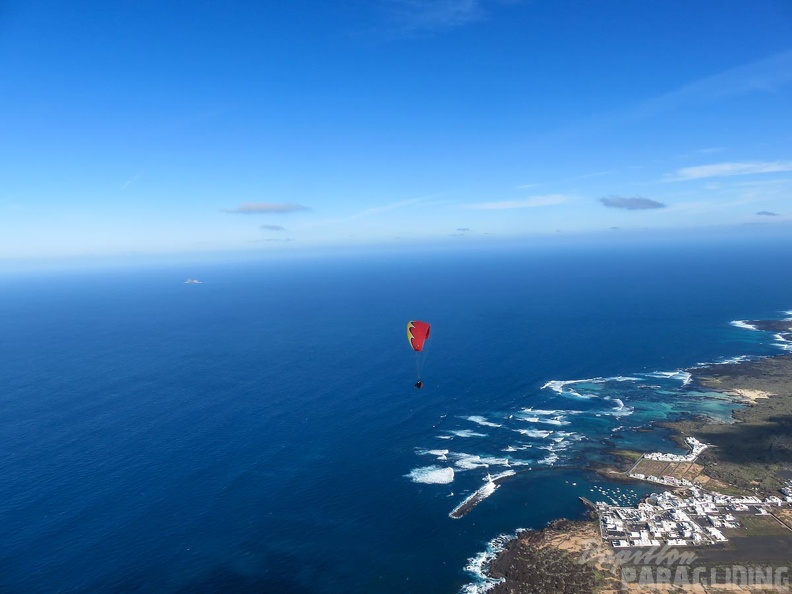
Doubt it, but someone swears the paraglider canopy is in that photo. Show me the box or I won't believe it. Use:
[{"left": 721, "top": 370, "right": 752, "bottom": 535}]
[
  {"left": 407, "top": 320, "right": 431, "bottom": 352},
  {"left": 407, "top": 320, "right": 431, "bottom": 388}
]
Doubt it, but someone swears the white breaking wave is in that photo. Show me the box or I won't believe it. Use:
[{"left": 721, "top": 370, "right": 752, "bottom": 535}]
[
  {"left": 730, "top": 320, "right": 758, "bottom": 331},
  {"left": 774, "top": 333, "right": 792, "bottom": 351},
  {"left": 464, "top": 415, "right": 502, "bottom": 428},
  {"left": 541, "top": 376, "right": 639, "bottom": 397},
  {"left": 449, "top": 430, "right": 487, "bottom": 438},
  {"left": 646, "top": 370, "right": 692, "bottom": 386},
  {"left": 542, "top": 416, "right": 570, "bottom": 426},
  {"left": 516, "top": 413, "right": 570, "bottom": 426},
  {"left": 450, "top": 453, "right": 524, "bottom": 470},
  {"left": 416, "top": 448, "right": 450, "bottom": 461},
  {"left": 502, "top": 444, "right": 532, "bottom": 451},
  {"left": 717, "top": 355, "right": 751, "bottom": 365},
  {"left": 521, "top": 407, "right": 580, "bottom": 415},
  {"left": 452, "top": 454, "right": 493, "bottom": 471},
  {"left": 514, "top": 428, "right": 552, "bottom": 438},
  {"left": 540, "top": 380, "right": 593, "bottom": 399},
  {"left": 554, "top": 431, "right": 582, "bottom": 440},
  {"left": 407, "top": 466, "right": 455, "bottom": 484},
  {"left": 538, "top": 452, "right": 559, "bottom": 465},
  {"left": 605, "top": 397, "right": 634, "bottom": 417}
]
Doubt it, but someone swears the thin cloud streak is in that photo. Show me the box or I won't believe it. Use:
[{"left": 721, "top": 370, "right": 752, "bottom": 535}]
[
  {"left": 631, "top": 50, "right": 792, "bottom": 120},
  {"left": 572, "top": 170, "right": 613, "bottom": 180},
  {"left": 295, "top": 196, "right": 437, "bottom": 232},
  {"left": 464, "top": 194, "right": 567, "bottom": 210},
  {"left": 666, "top": 161, "right": 792, "bottom": 181},
  {"left": 379, "top": 0, "right": 520, "bottom": 33},
  {"left": 121, "top": 174, "right": 141, "bottom": 190},
  {"left": 224, "top": 203, "right": 311, "bottom": 214},
  {"left": 381, "top": 0, "right": 483, "bottom": 32},
  {"left": 353, "top": 197, "right": 427, "bottom": 218}
]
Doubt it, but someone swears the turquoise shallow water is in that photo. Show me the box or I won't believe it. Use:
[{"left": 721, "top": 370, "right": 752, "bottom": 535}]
[{"left": 0, "top": 241, "right": 790, "bottom": 592}]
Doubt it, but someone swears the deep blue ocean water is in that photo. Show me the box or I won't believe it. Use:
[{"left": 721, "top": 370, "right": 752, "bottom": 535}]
[{"left": 1, "top": 239, "right": 791, "bottom": 593}]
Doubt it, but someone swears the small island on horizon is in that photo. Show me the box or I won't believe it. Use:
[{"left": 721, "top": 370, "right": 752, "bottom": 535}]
[{"left": 474, "top": 315, "right": 792, "bottom": 594}]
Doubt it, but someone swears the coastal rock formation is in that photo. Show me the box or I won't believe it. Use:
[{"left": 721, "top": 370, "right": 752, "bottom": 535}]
[{"left": 487, "top": 520, "right": 603, "bottom": 594}]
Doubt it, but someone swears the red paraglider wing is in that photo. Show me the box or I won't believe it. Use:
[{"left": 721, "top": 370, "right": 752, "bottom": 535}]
[{"left": 407, "top": 320, "right": 431, "bottom": 352}]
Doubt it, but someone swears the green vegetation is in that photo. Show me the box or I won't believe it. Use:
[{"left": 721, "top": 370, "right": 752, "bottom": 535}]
[{"left": 609, "top": 449, "right": 644, "bottom": 462}]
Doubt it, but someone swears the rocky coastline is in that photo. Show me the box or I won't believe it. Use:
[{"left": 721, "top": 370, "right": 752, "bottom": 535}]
[
  {"left": 471, "top": 317, "right": 792, "bottom": 593},
  {"left": 485, "top": 520, "right": 606, "bottom": 594}
]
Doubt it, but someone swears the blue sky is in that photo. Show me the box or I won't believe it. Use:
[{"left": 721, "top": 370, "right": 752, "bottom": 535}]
[{"left": 1, "top": 0, "right": 791, "bottom": 262}]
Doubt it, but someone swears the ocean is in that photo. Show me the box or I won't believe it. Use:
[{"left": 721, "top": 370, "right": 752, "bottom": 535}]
[{"left": 1, "top": 238, "right": 790, "bottom": 593}]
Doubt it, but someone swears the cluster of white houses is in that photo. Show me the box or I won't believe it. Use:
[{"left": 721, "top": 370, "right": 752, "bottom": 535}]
[
  {"left": 595, "top": 437, "right": 792, "bottom": 549},
  {"left": 628, "top": 473, "right": 694, "bottom": 488},
  {"left": 597, "top": 486, "right": 792, "bottom": 549},
  {"left": 642, "top": 437, "right": 709, "bottom": 463}
]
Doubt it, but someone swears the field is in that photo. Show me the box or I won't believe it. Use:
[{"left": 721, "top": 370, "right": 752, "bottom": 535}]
[{"left": 630, "top": 458, "right": 705, "bottom": 483}]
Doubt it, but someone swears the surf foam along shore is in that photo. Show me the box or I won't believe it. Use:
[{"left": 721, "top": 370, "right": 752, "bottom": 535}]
[
  {"left": 733, "top": 317, "right": 792, "bottom": 351},
  {"left": 458, "top": 311, "right": 792, "bottom": 592},
  {"left": 459, "top": 532, "right": 517, "bottom": 594},
  {"left": 449, "top": 471, "right": 515, "bottom": 519}
]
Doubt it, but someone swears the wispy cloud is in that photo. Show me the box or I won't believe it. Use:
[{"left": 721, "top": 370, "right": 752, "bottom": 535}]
[
  {"left": 379, "top": 0, "right": 519, "bottom": 33},
  {"left": 295, "top": 196, "right": 436, "bottom": 232},
  {"left": 631, "top": 50, "right": 792, "bottom": 119},
  {"left": 464, "top": 194, "right": 567, "bottom": 210},
  {"left": 572, "top": 170, "right": 613, "bottom": 180},
  {"left": 121, "top": 174, "right": 141, "bottom": 190},
  {"left": 381, "top": 0, "right": 482, "bottom": 32},
  {"left": 666, "top": 161, "right": 792, "bottom": 182},
  {"left": 353, "top": 197, "right": 427, "bottom": 218},
  {"left": 676, "top": 147, "right": 727, "bottom": 160},
  {"left": 224, "top": 203, "right": 311, "bottom": 214},
  {"left": 696, "top": 147, "right": 727, "bottom": 155},
  {"left": 599, "top": 196, "right": 666, "bottom": 210},
  {"left": 456, "top": 227, "right": 471, "bottom": 231},
  {"left": 260, "top": 224, "right": 286, "bottom": 231},
  {"left": 756, "top": 211, "right": 778, "bottom": 216}
]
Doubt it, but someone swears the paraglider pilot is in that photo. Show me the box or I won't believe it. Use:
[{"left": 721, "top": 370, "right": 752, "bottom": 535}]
[{"left": 407, "top": 320, "right": 430, "bottom": 390}]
